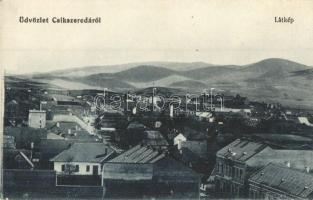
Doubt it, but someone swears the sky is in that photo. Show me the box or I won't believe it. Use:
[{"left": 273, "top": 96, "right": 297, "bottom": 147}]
[{"left": 1, "top": 0, "right": 313, "bottom": 74}]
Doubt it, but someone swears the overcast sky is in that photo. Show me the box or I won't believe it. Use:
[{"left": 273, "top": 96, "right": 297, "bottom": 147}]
[{"left": 1, "top": 0, "right": 313, "bottom": 74}]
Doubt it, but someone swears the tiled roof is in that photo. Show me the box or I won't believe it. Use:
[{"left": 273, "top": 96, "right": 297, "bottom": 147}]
[
  {"left": 144, "top": 130, "right": 164, "bottom": 140},
  {"left": 181, "top": 127, "right": 208, "bottom": 141},
  {"left": 127, "top": 121, "right": 146, "bottom": 129},
  {"left": 108, "top": 145, "right": 165, "bottom": 164},
  {"left": 48, "top": 122, "right": 98, "bottom": 142},
  {"left": 247, "top": 148, "right": 313, "bottom": 172},
  {"left": 249, "top": 163, "right": 313, "bottom": 198},
  {"left": 50, "top": 143, "right": 115, "bottom": 163},
  {"left": 216, "top": 139, "right": 268, "bottom": 162}
]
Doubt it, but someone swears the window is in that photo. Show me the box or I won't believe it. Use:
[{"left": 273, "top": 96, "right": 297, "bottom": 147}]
[
  {"left": 61, "top": 164, "right": 65, "bottom": 171},
  {"left": 239, "top": 169, "right": 243, "bottom": 180},
  {"left": 75, "top": 165, "right": 79, "bottom": 172},
  {"left": 86, "top": 165, "right": 90, "bottom": 172}
]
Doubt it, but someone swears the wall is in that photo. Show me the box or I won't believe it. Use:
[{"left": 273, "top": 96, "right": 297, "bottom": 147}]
[
  {"left": 214, "top": 157, "right": 246, "bottom": 198},
  {"left": 28, "top": 112, "right": 46, "bottom": 128},
  {"left": 3, "top": 169, "right": 55, "bottom": 189},
  {"left": 54, "top": 162, "right": 101, "bottom": 175},
  {"left": 3, "top": 169, "right": 103, "bottom": 198}
]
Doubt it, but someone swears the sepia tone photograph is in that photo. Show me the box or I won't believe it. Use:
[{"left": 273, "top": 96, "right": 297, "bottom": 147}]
[{"left": 1, "top": 0, "right": 313, "bottom": 199}]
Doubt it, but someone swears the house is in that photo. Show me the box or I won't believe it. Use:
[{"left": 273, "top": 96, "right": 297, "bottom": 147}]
[
  {"left": 181, "top": 140, "right": 207, "bottom": 159},
  {"left": 121, "top": 121, "right": 147, "bottom": 146},
  {"left": 214, "top": 139, "right": 313, "bottom": 198},
  {"left": 174, "top": 131, "right": 208, "bottom": 158},
  {"left": 248, "top": 163, "right": 313, "bottom": 200},
  {"left": 28, "top": 110, "right": 46, "bottom": 128},
  {"left": 50, "top": 143, "right": 116, "bottom": 176},
  {"left": 48, "top": 121, "right": 99, "bottom": 142},
  {"left": 214, "top": 139, "right": 269, "bottom": 198},
  {"left": 141, "top": 130, "right": 169, "bottom": 150},
  {"left": 4, "top": 135, "right": 16, "bottom": 149},
  {"left": 174, "top": 133, "right": 187, "bottom": 149},
  {"left": 102, "top": 145, "right": 200, "bottom": 199},
  {"left": 3, "top": 149, "right": 34, "bottom": 169}
]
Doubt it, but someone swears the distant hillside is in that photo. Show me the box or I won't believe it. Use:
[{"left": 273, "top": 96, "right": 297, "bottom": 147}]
[
  {"left": 291, "top": 68, "right": 313, "bottom": 79},
  {"left": 8, "top": 58, "right": 313, "bottom": 108},
  {"left": 170, "top": 80, "right": 208, "bottom": 89},
  {"left": 27, "top": 61, "right": 212, "bottom": 78},
  {"left": 113, "top": 65, "right": 177, "bottom": 82},
  {"left": 76, "top": 76, "right": 135, "bottom": 90}
]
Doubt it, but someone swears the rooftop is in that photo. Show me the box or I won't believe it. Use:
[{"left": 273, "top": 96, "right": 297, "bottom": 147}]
[
  {"left": 51, "top": 143, "right": 115, "bottom": 163},
  {"left": 29, "top": 109, "right": 46, "bottom": 113},
  {"left": 247, "top": 148, "right": 313, "bottom": 172},
  {"left": 216, "top": 139, "right": 268, "bottom": 162},
  {"left": 249, "top": 163, "right": 313, "bottom": 198},
  {"left": 108, "top": 145, "right": 166, "bottom": 164}
]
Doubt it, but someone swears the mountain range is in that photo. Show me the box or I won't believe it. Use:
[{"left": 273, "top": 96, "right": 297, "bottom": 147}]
[{"left": 11, "top": 58, "right": 313, "bottom": 108}]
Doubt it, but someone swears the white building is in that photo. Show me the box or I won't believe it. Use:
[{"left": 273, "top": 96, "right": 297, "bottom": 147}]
[
  {"left": 174, "top": 133, "right": 187, "bottom": 150},
  {"left": 50, "top": 143, "right": 116, "bottom": 176},
  {"left": 28, "top": 110, "right": 46, "bottom": 128}
]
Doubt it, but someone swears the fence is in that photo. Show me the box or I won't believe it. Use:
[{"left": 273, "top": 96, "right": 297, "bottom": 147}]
[{"left": 3, "top": 169, "right": 103, "bottom": 198}]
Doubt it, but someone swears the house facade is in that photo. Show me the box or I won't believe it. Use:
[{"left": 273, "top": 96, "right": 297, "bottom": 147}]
[
  {"left": 214, "top": 139, "right": 269, "bottom": 198},
  {"left": 51, "top": 143, "right": 116, "bottom": 184},
  {"left": 214, "top": 139, "right": 313, "bottom": 199},
  {"left": 174, "top": 133, "right": 187, "bottom": 149},
  {"left": 28, "top": 110, "right": 46, "bottom": 128}
]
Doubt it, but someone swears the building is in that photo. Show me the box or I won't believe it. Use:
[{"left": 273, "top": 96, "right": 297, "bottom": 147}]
[
  {"left": 248, "top": 163, "right": 313, "bottom": 200},
  {"left": 141, "top": 130, "right": 169, "bottom": 150},
  {"left": 174, "top": 131, "right": 208, "bottom": 159},
  {"left": 51, "top": 143, "right": 116, "bottom": 176},
  {"left": 214, "top": 139, "right": 269, "bottom": 198},
  {"left": 246, "top": 148, "right": 313, "bottom": 173},
  {"left": 214, "top": 139, "right": 313, "bottom": 198},
  {"left": 102, "top": 144, "right": 200, "bottom": 199},
  {"left": 3, "top": 135, "right": 16, "bottom": 149},
  {"left": 28, "top": 110, "right": 46, "bottom": 128},
  {"left": 181, "top": 140, "right": 207, "bottom": 159},
  {"left": 174, "top": 133, "right": 187, "bottom": 149}
]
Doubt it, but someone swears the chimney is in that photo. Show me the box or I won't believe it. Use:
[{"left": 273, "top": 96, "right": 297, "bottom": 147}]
[
  {"left": 285, "top": 161, "right": 290, "bottom": 168},
  {"left": 305, "top": 166, "right": 310, "bottom": 173},
  {"left": 68, "top": 129, "right": 71, "bottom": 134},
  {"left": 56, "top": 122, "right": 60, "bottom": 128},
  {"left": 170, "top": 104, "right": 174, "bottom": 118}
]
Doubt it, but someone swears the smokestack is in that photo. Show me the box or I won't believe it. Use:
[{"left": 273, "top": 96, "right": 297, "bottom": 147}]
[
  {"left": 170, "top": 104, "right": 174, "bottom": 118},
  {"left": 285, "top": 161, "right": 290, "bottom": 168},
  {"left": 56, "top": 122, "right": 60, "bottom": 128},
  {"left": 68, "top": 129, "right": 71, "bottom": 134},
  {"left": 305, "top": 166, "right": 310, "bottom": 173}
]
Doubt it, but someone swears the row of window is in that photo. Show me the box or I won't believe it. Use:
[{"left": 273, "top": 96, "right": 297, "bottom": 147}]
[
  {"left": 217, "top": 162, "right": 244, "bottom": 180},
  {"left": 61, "top": 164, "right": 97, "bottom": 173}
]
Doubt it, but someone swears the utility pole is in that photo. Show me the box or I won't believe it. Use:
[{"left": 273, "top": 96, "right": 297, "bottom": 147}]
[{"left": 210, "top": 88, "right": 215, "bottom": 111}]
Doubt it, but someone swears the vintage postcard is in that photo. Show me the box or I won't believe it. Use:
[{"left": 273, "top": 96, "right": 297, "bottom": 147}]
[{"left": 1, "top": 0, "right": 313, "bottom": 199}]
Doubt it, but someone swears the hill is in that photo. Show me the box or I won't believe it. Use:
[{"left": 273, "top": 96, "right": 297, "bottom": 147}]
[{"left": 8, "top": 58, "right": 313, "bottom": 108}]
